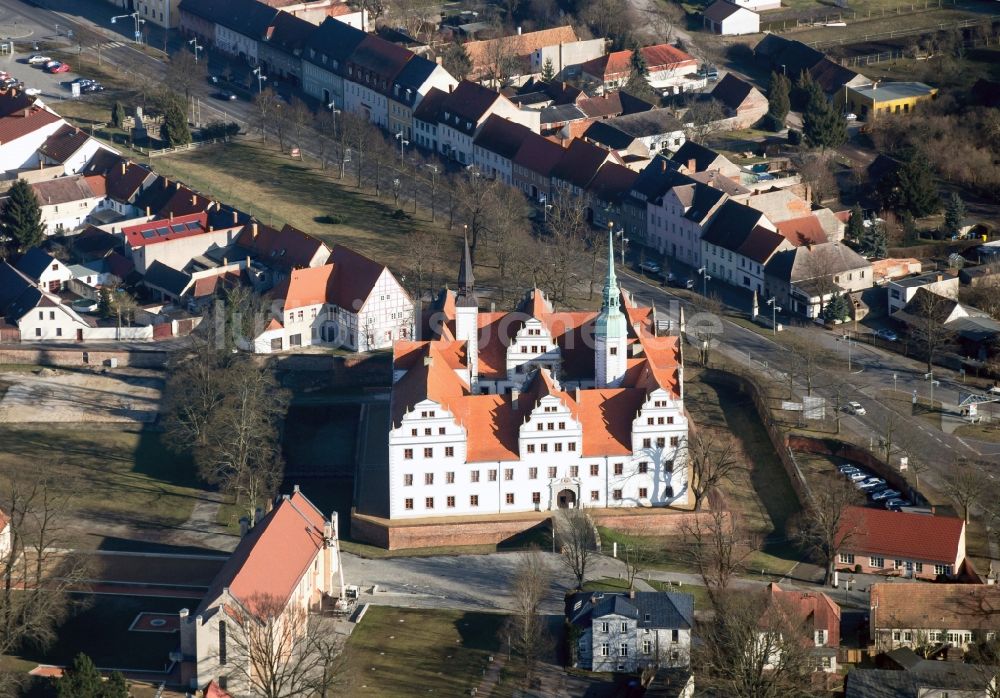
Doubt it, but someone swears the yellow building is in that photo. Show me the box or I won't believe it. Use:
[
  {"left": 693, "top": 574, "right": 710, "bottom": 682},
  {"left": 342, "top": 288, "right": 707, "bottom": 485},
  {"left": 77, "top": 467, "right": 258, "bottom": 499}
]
[{"left": 845, "top": 81, "right": 938, "bottom": 121}]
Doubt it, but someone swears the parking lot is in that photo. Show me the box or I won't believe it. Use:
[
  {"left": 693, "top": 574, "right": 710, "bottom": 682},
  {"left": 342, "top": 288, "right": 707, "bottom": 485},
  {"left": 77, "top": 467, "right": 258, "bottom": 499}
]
[
  {"left": 0, "top": 48, "right": 93, "bottom": 102},
  {"left": 795, "top": 451, "right": 917, "bottom": 512}
]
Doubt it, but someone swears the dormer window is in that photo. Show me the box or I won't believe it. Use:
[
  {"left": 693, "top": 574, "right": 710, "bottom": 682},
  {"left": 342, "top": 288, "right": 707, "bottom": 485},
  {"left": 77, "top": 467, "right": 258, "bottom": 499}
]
[{"left": 321, "top": 54, "right": 327, "bottom": 64}]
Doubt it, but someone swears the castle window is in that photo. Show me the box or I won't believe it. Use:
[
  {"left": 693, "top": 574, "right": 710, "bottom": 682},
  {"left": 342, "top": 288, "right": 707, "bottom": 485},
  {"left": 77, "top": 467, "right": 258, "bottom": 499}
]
[
  {"left": 614, "top": 463, "right": 624, "bottom": 475},
  {"left": 404, "top": 449, "right": 413, "bottom": 459},
  {"left": 405, "top": 498, "right": 413, "bottom": 510},
  {"left": 404, "top": 474, "right": 413, "bottom": 486},
  {"left": 610, "top": 347, "right": 618, "bottom": 355}
]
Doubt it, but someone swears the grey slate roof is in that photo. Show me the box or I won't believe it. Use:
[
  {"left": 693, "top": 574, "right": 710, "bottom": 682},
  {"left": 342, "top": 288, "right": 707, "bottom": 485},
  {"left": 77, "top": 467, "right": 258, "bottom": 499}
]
[
  {"left": 701, "top": 199, "right": 765, "bottom": 248},
  {"left": 630, "top": 156, "right": 690, "bottom": 202},
  {"left": 303, "top": 16, "right": 366, "bottom": 69},
  {"left": 15, "top": 247, "right": 56, "bottom": 282},
  {"left": 180, "top": 0, "right": 278, "bottom": 40},
  {"left": 567, "top": 591, "right": 694, "bottom": 631},
  {"left": 540, "top": 103, "right": 587, "bottom": 125},
  {"left": 392, "top": 55, "right": 439, "bottom": 107},
  {"left": 583, "top": 120, "right": 636, "bottom": 151},
  {"left": 0, "top": 261, "right": 42, "bottom": 323},
  {"left": 846, "top": 662, "right": 991, "bottom": 698},
  {"left": 143, "top": 260, "right": 192, "bottom": 297},
  {"left": 670, "top": 140, "right": 724, "bottom": 172},
  {"left": 610, "top": 109, "right": 684, "bottom": 137}
]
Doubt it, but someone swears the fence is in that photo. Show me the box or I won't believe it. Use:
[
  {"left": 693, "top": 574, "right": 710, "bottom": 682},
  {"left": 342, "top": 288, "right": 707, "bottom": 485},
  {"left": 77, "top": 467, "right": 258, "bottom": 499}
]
[
  {"left": 140, "top": 136, "right": 231, "bottom": 158},
  {"left": 840, "top": 35, "right": 999, "bottom": 65},
  {"left": 808, "top": 14, "right": 1000, "bottom": 48},
  {"left": 760, "top": 0, "right": 961, "bottom": 33}
]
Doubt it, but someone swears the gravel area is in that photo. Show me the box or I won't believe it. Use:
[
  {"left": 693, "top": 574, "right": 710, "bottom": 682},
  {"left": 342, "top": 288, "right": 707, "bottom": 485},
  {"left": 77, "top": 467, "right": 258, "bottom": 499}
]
[{"left": 0, "top": 368, "right": 162, "bottom": 423}]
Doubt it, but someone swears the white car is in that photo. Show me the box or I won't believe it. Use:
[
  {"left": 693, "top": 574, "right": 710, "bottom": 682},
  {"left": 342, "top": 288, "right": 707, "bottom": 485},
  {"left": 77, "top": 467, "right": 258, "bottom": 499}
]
[
  {"left": 27, "top": 54, "right": 51, "bottom": 65},
  {"left": 843, "top": 401, "right": 866, "bottom": 416},
  {"left": 24, "top": 88, "right": 41, "bottom": 96},
  {"left": 845, "top": 113, "right": 858, "bottom": 121}
]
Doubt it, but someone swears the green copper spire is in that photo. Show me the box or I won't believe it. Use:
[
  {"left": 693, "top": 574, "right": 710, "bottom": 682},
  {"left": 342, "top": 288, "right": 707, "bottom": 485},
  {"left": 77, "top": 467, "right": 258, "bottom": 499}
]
[{"left": 596, "top": 224, "right": 626, "bottom": 339}]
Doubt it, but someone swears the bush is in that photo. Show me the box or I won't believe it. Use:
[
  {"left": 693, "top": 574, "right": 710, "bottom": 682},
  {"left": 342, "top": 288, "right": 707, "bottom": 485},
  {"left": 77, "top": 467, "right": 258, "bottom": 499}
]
[
  {"left": 315, "top": 213, "right": 345, "bottom": 225},
  {"left": 788, "top": 128, "right": 802, "bottom": 145},
  {"left": 200, "top": 121, "right": 241, "bottom": 140},
  {"left": 390, "top": 209, "right": 408, "bottom": 220},
  {"left": 761, "top": 113, "right": 785, "bottom": 132}
]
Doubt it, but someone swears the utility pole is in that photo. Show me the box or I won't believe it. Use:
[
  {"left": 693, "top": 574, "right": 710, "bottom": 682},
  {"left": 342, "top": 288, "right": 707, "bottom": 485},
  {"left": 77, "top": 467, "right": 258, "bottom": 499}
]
[
  {"left": 111, "top": 12, "right": 145, "bottom": 45},
  {"left": 767, "top": 297, "right": 781, "bottom": 336},
  {"left": 188, "top": 38, "right": 202, "bottom": 62}
]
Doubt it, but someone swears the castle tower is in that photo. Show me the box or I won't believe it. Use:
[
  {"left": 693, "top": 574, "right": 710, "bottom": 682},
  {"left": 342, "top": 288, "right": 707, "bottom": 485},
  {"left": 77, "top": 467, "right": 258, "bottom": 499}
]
[
  {"left": 594, "top": 226, "right": 627, "bottom": 387},
  {"left": 455, "top": 233, "right": 479, "bottom": 389}
]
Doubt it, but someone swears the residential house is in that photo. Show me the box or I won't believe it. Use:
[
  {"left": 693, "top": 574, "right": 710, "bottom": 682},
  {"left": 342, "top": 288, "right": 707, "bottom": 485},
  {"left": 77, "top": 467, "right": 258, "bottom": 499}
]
[
  {"left": 387, "top": 55, "right": 457, "bottom": 140},
  {"left": 583, "top": 120, "right": 650, "bottom": 164},
  {"left": 872, "top": 257, "right": 922, "bottom": 285},
  {"left": 539, "top": 103, "right": 589, "bottom": 141},
  {"left": 262, "top": 0, "right": 368, "bottom": 26},
  {"left": 847, "top": 658, "right": 998, "bottom": 698},
  {"left": 753, "top": 34, "right": 825, "bottom": 82},
  {"left": 0, "top": 261, "right": 92, "bottom": 341},
  {"left": 509, "top": 78, "right": 583, "bottom": 109},
  {"left": 122, "top": 211, "right": 241, "bottom": 275},
  {"left": 179, "top": 0, "right": 280, "bottom": 63},
  {"left": 30, "top": 174, "right": 107, "bottom": 235},
  {"left": 252, "top": 244, "right": 412, "bottom": 353},
  {"left": 436, "top": 81, "right": 539, "bottom": 165},
  {"left": 411, "top": 86, "right": 447, "bottom": 151},
  {"left": 580, "top": 44, "right": 698, "bottom": 94},
  {"left": 258, "top": 11, "right": 315, "bottom": 84},
  {"left": 647, "top": 173, "right": 727, "bottom": 267},
  {"left": 887, "top": 271, "right": 959, "bottom": 314},
  {"left": 603, "top": 110, "right": 686, "bottom": 155},
  {"left": 578, "top": 91, "right": 656, "bottom": 122},
  {"left": 142, "top": 260, "right": 195, "bottom": 303},
  {"left": 300, "top": 16, "right": 366, "bottom": 108},
  {"left": 551, "top": 137, "right": 621, "bottom": 198},
  {"left": 669, "top": 141, "right": 741, "bottom": 180},
  {"left": 567, "top": 591, "right": 694, "bottom": 672},
  {"left": 463, "top": 26, "right": 578, "bottom": 83},
  {"left": 178, "top": 488, "right": 345, "bottom": 691},
  {"left": 472, "top": 114, "right": 532, "bottom": 186},
  {"left": 66, "top": 259, "right": 117, "bottom": 289},
  {"left": 622, "top": 156, "right": 685, "bottom": 246},
  {"left": 587, "top": 162, "right": 640, "bottom": 230},
  {"left": 529, "top": 38, "right": 606, "bottom": 81},
  {"left": 0, "top": 508, "right": 9, "bottom": 559},
  {"left": 512, "top": 131, "right": 565, "bottom": 202},
  {"left": 81, "top": 153, "right": 157, "bottom": 219},
  {"left": 836, "top": 506, "right": 966, "bottom": 581},
  {"left": 960, "top": 264, "right": 1000, "bottom": 288},
  {"left": 710, "top": 73, "right": 769, "bottom": 129},
  {"left": 764, "top": 242, "right": 872, "bottom": 318},
  {"left": 703, "top": 1, "right": 760, "bottom": 35},
  {"left": 0, "top": 91, "right": 66, "bottom": 175},
  {"left": 701, "top": 199, "right": 781, "bottom": 294},
  {"left": 762, "top": 583, "right": 841, "bottom": 673},
  {"left": 233, "top": 221, "right": 331, "bottom": 280},
  {"left": 36, "top": 125, "right": 117, "bottom": 175},
  {"left": 869, "top": 583, "right": 1000, "bottom": 654},
  {"left": 733, "top": 0, "right": 780, "bottom": 10},
  {"left": 810, "top": 58, "right": 870, "bottom": 107},
  {"left": 15, "top": 248, "right": 73, "bottom": 293},
  {"left": 388, "top": 241, "right": 690, "bottom": 518},
  {"left": 106, "top": 0, "right": 182, "bottom": 29},
  {"left": 893, "top": 288, "right": 1000, "bottom": 357},
  {"left": 342, "top": 35, "right": 414, "bottom": 129},
  {"left": 846, "top": 82, "right": 938, "bottom": 121}
]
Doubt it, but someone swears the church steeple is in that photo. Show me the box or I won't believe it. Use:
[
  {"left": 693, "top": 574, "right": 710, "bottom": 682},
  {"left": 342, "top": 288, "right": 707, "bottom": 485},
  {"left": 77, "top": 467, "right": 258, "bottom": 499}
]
[
  {"left": 601, "top": 223, "right": 621, "bottom": 315},
  {"left": 456, "top": 229, "right": 477, "bottom": 308},
  {"left": 594, "top": 223, "right": 627, "bottom": 388}
]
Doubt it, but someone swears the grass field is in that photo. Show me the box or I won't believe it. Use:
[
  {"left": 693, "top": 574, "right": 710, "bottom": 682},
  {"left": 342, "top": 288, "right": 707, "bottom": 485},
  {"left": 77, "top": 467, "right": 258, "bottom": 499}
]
[
  {"left": 151, "top": 141, "right": 462, "bottom": 283},
  {"left": 342, "top": 606, "right": 505, "bottom": 697},
  {"left": 785, "top": 7, "right": 989, "bottom": 46},
  {"left": 0, "top": 427, "right": 203, "bottom": 549}
]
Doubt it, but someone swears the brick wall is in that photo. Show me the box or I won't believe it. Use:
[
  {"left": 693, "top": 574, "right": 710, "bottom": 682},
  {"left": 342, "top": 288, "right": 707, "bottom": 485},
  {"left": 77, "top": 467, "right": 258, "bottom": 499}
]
[
  {"left": 350, "top": 510, "right": 547, "bottom": 550},
  {"left": 0, "top": 347, "right": 169, "bottom": 368},
  {"left": 787, "top": 435, "right": 918, "bottom": 504},
  {"left": 591, "top": 510, "right": 730, "bottom": 535},
  {"left": 275, "top": 352, "right": 392, "bottom": 389}
]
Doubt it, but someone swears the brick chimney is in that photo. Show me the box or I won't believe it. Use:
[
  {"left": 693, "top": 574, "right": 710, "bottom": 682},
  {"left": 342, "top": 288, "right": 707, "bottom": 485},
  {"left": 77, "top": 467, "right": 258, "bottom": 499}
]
[
  {"left": 511, "top": 388, "right": 520, "bottom": 410},
  {"left": 252, "top": 222, "right": 258, "bottom": 238},
  {"left": 687, "top": 158, "right": 696, "bottom": 172}
]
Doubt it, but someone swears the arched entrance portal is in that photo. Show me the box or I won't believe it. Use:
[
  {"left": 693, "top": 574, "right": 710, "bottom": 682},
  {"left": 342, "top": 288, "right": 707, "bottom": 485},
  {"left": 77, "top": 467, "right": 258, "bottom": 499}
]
[{"left": 557, "top": 489, "right": 577, "bottom": 509}]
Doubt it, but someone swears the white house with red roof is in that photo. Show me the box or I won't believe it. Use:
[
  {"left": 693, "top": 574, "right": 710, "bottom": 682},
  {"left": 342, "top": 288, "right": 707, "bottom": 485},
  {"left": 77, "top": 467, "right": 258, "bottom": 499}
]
[
  {"left": 36, "top": 124, "right": 117, "bottom": 175},
  {"left": 250, "top": 244, "right": 412, "bottom": 353},
  {"left": 836, "top": 506, "right": 966, "bottom": 581},
  {"left": 580, "top": 44, "right": 698, "bottom": 94},
  {"left": 179, "top": 488, "right": 345, "bottom": 692},
  {"left": 122, "top": 211, "right": 242, "bottom": 275},
  {"left": 762, "top": 583, "right": 841, "bottom": 673},
  {"left": 387, "top": 234, "right": 688, "bottom": 519},
  {"left": 0, "top": 90, "right": 67, "bottom": 175}
]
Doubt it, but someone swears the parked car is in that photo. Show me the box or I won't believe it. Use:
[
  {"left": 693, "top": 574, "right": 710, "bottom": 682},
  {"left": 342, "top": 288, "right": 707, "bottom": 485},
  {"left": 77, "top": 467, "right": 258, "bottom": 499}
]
[
  {"left": 837, "top": 463, "right": 859, "bottom": 473},
  {"left": 24, "top": 87, "right": 41, "bottom": 96},
  {"left": 839, "top": 467, "right": 861, "bottom": 477},
  {"left": 639, "top": 261, "right": 661, "bottom": 275},
  {"left": 847, "top": 472, "right": 869, "bottom": 482},
  {"left": 885, "top": 498, "right": 911, "bottom": 511},
  {"left": 875, "top": 328, "right": 898, "bottom": 341},
  {"left": 670, "top": 277, "right": 695, "bottom": 290},
  {"left": 27, "top": 54, "right": 51, "bottom": 65},
  {"left": 858, "top": 478, "right": 886, "bottom": 490},
  {"left": 82, "top": 83, "right": 104, "bottom": 93},
  {"left": 845, "top": 112, "right": 858, "bottom": 121},
  {"left": 47, "top": 62, "right": 70, "bottom": 74},
  {"left": 214, "top": 90, "right": 238, "bottom": 101},
  {"left": 843, "top": 401, "right": 867, "bottom": 416},
  {"left": 872, "top": 488, "right": 901, "bottom": 501}
]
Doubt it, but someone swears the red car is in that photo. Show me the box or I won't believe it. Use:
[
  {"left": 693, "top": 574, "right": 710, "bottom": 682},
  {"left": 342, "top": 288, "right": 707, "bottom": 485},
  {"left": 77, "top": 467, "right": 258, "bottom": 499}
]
[{"left": 47, "top": 62, "right": 70, "bottom": 74}]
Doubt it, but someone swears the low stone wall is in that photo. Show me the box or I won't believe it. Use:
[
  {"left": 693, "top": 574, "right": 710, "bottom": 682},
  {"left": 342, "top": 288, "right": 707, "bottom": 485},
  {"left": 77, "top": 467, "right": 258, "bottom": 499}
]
[
  {"left": 275, "top": 352, "right": 391, "bottom": 389},
  {"left": 0, "top": 347, "right": 169, "bottom": 368},
  {"left": 350, "top": 510, "right": 549, "bottom": 550},
  {"left": 590, "top": 510, "right": 729, "bottom": 536}
]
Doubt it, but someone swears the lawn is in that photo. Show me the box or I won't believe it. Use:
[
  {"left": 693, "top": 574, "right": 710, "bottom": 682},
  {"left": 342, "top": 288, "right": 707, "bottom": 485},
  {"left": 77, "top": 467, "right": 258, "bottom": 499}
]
[
  {"left": 150, "top": 141, "right": 463, "bottom": 283},
  {"left": 786, "top": 7, "right": 988, "bottom": 47},
  {"left": 342, "top": 606, "right": 506, "bottom": 697},
  {"left": 14, "top": 594, "right": 188, "bottom": 671},
  {"left": 0, "top": 426, "right": 204, "bottom": 550}
]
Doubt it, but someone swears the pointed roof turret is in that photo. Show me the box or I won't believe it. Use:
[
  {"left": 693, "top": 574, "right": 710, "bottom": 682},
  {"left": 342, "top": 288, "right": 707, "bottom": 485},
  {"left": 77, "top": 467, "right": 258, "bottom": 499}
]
[
  {"left": 596, "top": 224, "right": 627, "bottom": 339},
  {"left": 457, "top": 229, "right": 477, "bottom": 308}
]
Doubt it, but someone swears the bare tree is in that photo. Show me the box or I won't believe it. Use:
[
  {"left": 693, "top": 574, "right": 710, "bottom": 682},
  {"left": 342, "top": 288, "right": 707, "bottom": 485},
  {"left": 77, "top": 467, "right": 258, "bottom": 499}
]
[
  {"left": 339, "top": 112, "right": 374, "bottom": 187},
  {"left": 684, "top": 99, "right": 726, "bottom": 144},
  {"left": 0, "top": 476, "right": 89, "bottom": 696},
  {"left": 680, "top": 508, "right": 760, "bottom": 606},
  {"left": 504, "top": 548, "right": 551, "bottom": 685},
  {"left": 199, "top": 358, "right": 291, "bottom": 525},
  {"left": 539, "top": 197, "right": 588, "bottom": 303},
  {"left": 456, "top": 171, "right": 502, "bottom": 255},
  {"left": 313, "top": 111, "right": 338, "bottom": 171},
  {"left": 162, "top": 336, "right": 229, "bottom": 449},
  {"left": 403, "top": 227, "right": 442, "bottom": 301},
  {"left": 225, "top": 593, "right": 344, "bottom": 698},
  {"left": 165, "top": 49, "right": 206, "bottom": 105},
  {"left": 784, "top": 333, "right": 831, "bottom": 397},
  {"left": 685, "top": 431, "right": 744, "bottom": 511},
  {"left": 558, "top": 507, "right": 596, "bottom": 590},
  {"left": 253, "top": 87, "right": 282, "bottom": 145},
  {"left": 623, "top": 542, "right": 650, "bottom": 592},
  {"left": 489, "top": 197, "right": 533, "bottom": 302},
  {"left": 791, "top": 474, "right": 863, "bottom": 586},
  {"left": 482, "top": 30, "right": 522, "bottom": 88},
  {"left": 695, "top": 591, "right": 822, "bottom": 698},
  {"left": 944, "top": 459, "right": 987, "bottom": 523},
  {"left": 286, "top": 97, "right": 313, "bottom": 155},
  {"left": 908, "top": 288, "right": 957, "bottom": 373}
]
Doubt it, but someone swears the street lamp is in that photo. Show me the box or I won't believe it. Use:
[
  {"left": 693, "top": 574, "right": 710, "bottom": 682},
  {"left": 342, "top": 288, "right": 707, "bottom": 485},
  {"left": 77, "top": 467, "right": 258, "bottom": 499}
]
[
  {"left": 188, "top": 38, "right": 202, "bottom": 63},
  {"left": 540, "top": 193, "right": 553, "bottom": 225},
  {"left": 766, "top": 297, "right": 781, "bottom": 336},
  {"left": 425, "top": 164, "right": 439, "bottom": 221},
  {"left": 394, "top": 132, "right": 409, "bottom": 163},
  {"left": 251, "top": 66, "right": 267, "bottom": 93},
  {"left": 697, "top": 267, "right": 711, "bottom": 297},
  {"left": 608, "top": 222, "right": 627, "bottom": 266},
  {"left": 111, "top": 13, "right": 145, "bottom": 45}
]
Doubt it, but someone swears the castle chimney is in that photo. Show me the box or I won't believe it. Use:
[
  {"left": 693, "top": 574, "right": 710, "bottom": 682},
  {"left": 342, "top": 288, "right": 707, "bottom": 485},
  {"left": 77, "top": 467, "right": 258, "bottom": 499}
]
[
  {"left": 511, "top": 388, "right": 519, "bottom": 410},
  {"left": 145, "top": 206, "right": 150, "bottom": 216},
  {"left": 687, "top": 159, "right": 696, "bottom": 172},
  {"left": 252, "top": 222, "right": 258, "bottom": 238},
  {"left": 232, "top": 210, "right": 238, "bottom": 224}
]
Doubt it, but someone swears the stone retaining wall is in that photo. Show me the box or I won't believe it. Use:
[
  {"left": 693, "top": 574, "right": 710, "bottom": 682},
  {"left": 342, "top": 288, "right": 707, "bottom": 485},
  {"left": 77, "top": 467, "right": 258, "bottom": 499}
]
[
  {"left": 350, "top": 510, "right": 548, "bottom": 550},
  {"left": 0, "top": 348, "right": 169, "bottom": 368}
]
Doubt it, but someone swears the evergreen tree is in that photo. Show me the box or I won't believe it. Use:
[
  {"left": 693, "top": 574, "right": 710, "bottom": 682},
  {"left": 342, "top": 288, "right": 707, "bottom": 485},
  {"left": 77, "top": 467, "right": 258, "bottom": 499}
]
[
  {"left": 442, "top": 42, "right": 472, "bottom": 81},
  {"left": 822, "top": 292, "right": 850, "bottom": 323},
  {"left": 846, "top": 204, "right": 864, "bottom": 241},
  {"left": 111, "top": 101, "right": 126, "bottom": 129},
  {"left": 97, "top": 285, "right": 112, "bottom": 318},
  {"left": 104, "top": 672, "right": 129, "bottom": 698},
  {"left": 624, "top": 45, "right": 657, "bottom": 102},
  {"left": 943, "top": 191, "right": 967, "bottom": 237},
  {"left": 0, "top": 179, "right": 45, "bottom": 254},
  {"left": 858, "top": 219, "right": 888, "bottom": 259},
  {"left": 541, "top": 57, "right": 555, "bottom": 82},
  {"left": 802, "top": 84, "right": 846, "bottom": 151},
  {"left": 767, "top": 71, "right": 790, "bottom": 123},
  {"left": 791, "top": 69, "right": 815, "bottom": 111},
  {"left": 878, "top": 150, "right": 940, "bottom": 218},
  {"left": 160, "top": 97, "right": 191, "bottom": 147},
  {"left": 57, "top": 654, "right": 104, "bottom": 698}
]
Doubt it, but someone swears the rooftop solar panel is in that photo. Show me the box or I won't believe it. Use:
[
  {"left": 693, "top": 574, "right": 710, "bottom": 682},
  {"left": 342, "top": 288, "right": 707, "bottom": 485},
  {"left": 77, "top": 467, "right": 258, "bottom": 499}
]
[
  {"left": 141, "top": 230, "right": 156, "bottom": 239},
  {"left": 185, "top": 222, "right": 200, "bottom": 230},
  {"left": 171, "top": 224, "right": 186, "bottom": 233},
  {"left": 156, "top": 227, "right": 170, "bottom": 236}
]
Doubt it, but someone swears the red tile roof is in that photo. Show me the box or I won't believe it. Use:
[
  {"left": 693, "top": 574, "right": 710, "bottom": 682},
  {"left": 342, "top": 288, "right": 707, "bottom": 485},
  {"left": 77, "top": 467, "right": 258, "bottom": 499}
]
[
  {"left": 464, "top": 26, "right": 578, "bottom": 77},
  {"left": 123, "top": 212, "right": 210, "bottom": 248},
  {"left": 838, "top": 506, "right": 966, "bottom": 565},
  {"left": 765, "top": 583, "right": 841, "bottom": 645},
  {"left": 37, "top": 124, "right": 91, "bottom": 164},
  {"left": 269, "top": 246, "right": 394, "bottom": 311},
  {"left": 31, "top": 174, "right": 102, "bottom": 206},
  {"left": 0, "top": 101, "right": 60, "bottom": 145},
  {"left": 235, "top": 222, "right": 330, "bottom": 272},
  {"left": 775, "top": 215, "right": 829, "bottom": 246},
  {"left": 581, "top": 44, "right": 696, "bottom": 82},
  {"left": 271, "top": 264, "right": 335, "bottom": 310},
  {"left": 198, "top": 491, "right": 327, "bottom": 615},
  {"left": 871, "top": 583, "right": 1000, "bottom": 632}
]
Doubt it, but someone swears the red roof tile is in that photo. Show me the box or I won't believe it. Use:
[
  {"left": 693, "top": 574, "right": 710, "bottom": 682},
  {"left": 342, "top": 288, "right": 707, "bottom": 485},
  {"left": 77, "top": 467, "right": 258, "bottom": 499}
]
[
  {"left": 871, "top": 583, "right": 1000, "bottom": 632},
  {"left": 838, "top": 506, "right": 966, "bottom": 565},
  {"left": 271, "top": 264, "right": 335, "bottom": 310},
  {"left": 0, "top": 102, "right": 60, "bottom": 145},
  {"left": 775, "top": 215, "right": 829, "bottom": 246},
  {"left": 764, "top": 583, "right": 841, "bottom": 646},
  {"left": 581, "top": 44, "right": 696, "bottom": 82},
  {"left": 37, "top": 124, "right": 91, "bottom": 164},
  {"left": 122, "top": 212, "right": 210, "bottom": 248},
  {"left": 235, "top": 222, "right": 330, "bottom": 272}
]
